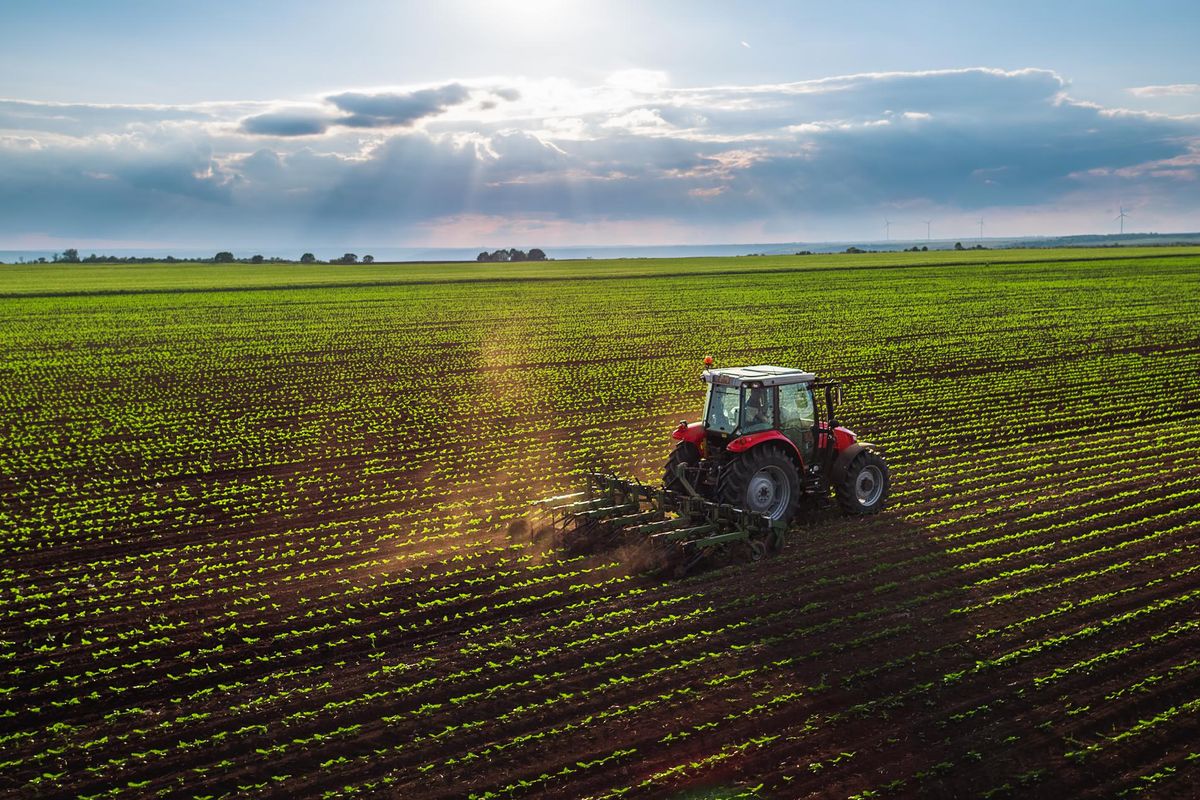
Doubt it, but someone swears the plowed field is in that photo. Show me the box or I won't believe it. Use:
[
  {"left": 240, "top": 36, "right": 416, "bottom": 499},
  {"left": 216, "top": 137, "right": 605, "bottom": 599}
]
[{"left": 3, "top": 248, "right": 1200, "bottom": 799}]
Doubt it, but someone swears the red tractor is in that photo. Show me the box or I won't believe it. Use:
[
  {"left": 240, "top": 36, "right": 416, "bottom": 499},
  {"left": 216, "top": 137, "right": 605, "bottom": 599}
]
[
  {"left": 538, "top": 362, "right": 890, "bottom": 573},
  {"left": 664, "top": 362, "right": 889, "bottom": 525}
]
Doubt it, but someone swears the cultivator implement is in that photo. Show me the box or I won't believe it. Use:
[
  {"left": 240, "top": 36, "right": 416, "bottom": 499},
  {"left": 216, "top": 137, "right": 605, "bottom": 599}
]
[{"left": 535, "top": 471, "right": 787, "bottom": 577}]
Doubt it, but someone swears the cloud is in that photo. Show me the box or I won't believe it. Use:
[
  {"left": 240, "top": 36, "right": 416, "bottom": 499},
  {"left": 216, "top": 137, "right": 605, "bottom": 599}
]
[
  {"left": 239, "top": 109, "right": 334, "bottom": 136},
  {"left": 0, "top": 98, "right": 233, "bottom": 138},
  {"left": 601, "top": 108, "right": 673, "bottom": 134},
  {"left": 238, "top": 82, "right": 505, "bottom": 137},
  {"left": 1128, "top": 84, "right": 1200, "bottom": 98},
  {"left": 2, "top": 67, "right": 1199, "bottom": 247},
  {"left": 327, "top": 83, "right": 471, "bottom": 128}
]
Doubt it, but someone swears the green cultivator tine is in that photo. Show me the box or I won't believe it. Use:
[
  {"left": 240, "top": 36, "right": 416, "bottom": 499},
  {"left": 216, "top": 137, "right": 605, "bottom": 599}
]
[
  {"left": 649, "top": 523, "right": 717, "bottom": 542},
  {"left": 683, "top": 530, "right": 750, "bottom": 549},
  {"left": 608, "top": 509, "right": 664, "bottom": 528},
  {"left": 547, "top": 497, "right": 609, "bottom": 513},
  {"left": 635, "top": 517, "right": 695, "bottom": 535},
  {"left": 536, "top": 491, "right": 586, "bottom": 505},
  {"left": 577, "top": 502, "right": 641, "bottom": 520}
]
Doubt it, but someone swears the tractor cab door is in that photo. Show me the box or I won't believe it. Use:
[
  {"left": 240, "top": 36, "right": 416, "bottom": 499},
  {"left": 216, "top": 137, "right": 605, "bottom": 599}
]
[
  {"left": 740, "top": 385, "right": 776, "bottom": 434},
  {"left": 779, "top": 382, "right": 817, "bottom": 464}
]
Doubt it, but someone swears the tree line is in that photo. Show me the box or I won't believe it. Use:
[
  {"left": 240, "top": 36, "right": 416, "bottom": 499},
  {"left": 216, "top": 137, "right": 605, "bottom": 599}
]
[
  {"left": 31, "top": 249, "right": 379, "bottom": 265},
  {"left": 19, "top": 249, "right": 553, "bottom": 265},
  {"left": 476, "top": 248, "right": 547, "bottom": 262}
]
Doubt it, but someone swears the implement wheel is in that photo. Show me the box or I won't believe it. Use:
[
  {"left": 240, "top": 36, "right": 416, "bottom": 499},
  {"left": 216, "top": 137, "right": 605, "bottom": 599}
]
[
  {"left": 717, "top": 444, "right": 799, "bottom": 525},
  {"left": 836, "top": 449, "right": 890, "bottom": 515}
]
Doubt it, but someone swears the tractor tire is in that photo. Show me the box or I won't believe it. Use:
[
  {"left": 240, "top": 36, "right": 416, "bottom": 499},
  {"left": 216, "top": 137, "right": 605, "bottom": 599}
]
[
  {"left": 717, "top": 444, "right": 800, "bottom": 525},
  {"left": 836, "top": 449, "right": 890, "bottom": 515},
  {"left": 662, "top": 441, "right": 702, "bottom": 495}
]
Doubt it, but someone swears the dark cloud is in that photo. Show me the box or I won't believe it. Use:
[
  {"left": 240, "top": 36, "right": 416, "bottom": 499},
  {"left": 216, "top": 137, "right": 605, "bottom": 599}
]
[
  {"left": 0, "top": 134, "right": 234, "bottom": 243},
  {"left": 240, "top": 110, "right": 332, "bottom": 137},
  {"left": 326, "top": 83, "right": 471, "bottom": 128},
  {"left": 237, "top": 83, "right": 492, "bottom": 137}
]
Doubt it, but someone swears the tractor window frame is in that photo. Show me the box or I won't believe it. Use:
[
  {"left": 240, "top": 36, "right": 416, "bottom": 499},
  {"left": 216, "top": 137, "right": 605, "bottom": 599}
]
[
  {"left": 779, "top": 381, "right": 817, "bottom": 462},
  {"left": 705, "top": 383, "right": 741, "bottom": 434},
  {"left": 739, "top": 384, "right": 776, "bottom": 435},
  {"left": 779, "top": 382, "right": 816, "bottom": 428}
]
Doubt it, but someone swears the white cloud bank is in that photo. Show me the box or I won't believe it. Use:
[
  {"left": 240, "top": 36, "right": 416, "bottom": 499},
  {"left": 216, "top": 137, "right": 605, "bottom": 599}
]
[{"left": 1, "top": 67, "right": 1198, "bottom": 248}]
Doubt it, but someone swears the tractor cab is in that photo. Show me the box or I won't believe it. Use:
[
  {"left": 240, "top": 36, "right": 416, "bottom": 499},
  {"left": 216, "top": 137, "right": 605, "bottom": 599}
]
[{"left": 700, "top": 365, "right": 827, "bottom": 464}]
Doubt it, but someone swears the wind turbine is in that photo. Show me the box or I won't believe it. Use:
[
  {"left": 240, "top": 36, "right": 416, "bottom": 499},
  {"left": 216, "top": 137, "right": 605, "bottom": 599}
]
[
  {"left": 978, "top": 218, "right": 985, "bottom": 243},
  {"left": 1115, "top": 206, "right": 1129, "bottom": 235},
  {"left": 884, "top": 218, "right": 891, "bottom": 242},
  {"left": 924, "top": 220, "right": 932, "bottom": 241}
]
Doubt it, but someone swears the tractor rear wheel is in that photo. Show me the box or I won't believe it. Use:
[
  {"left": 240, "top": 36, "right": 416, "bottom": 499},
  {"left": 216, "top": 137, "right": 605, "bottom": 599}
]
[
  {"left": 662, "top": 441, "right": 702, "bottom": 496},
  {"left": 717, "top": 444, "right": 800, "bottom": 524},
  {"left": 836, "top": 449, "right": 890, "bottom": 514}
]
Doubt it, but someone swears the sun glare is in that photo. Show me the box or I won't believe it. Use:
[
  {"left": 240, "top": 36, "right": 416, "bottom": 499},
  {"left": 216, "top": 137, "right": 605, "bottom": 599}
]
[{"left": 470, "top": 0, "right": 581, "bottom": 38}]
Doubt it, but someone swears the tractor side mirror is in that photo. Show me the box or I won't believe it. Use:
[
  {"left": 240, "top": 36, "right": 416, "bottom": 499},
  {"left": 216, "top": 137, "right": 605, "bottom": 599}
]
[{"left": 835, "top": 385, "right": 843, "bottom": 407}]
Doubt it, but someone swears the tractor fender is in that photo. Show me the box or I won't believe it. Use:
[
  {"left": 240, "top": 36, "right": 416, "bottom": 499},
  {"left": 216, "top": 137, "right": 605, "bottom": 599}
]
[
  {"left": 672, "top": 421, "right": 706, "bottom": 445},
  {"left": 727, "top": 430, "right": 805, "bottom": 467},
  {"left": 831, "top": 442, "right": 878, "bottom": 484}
]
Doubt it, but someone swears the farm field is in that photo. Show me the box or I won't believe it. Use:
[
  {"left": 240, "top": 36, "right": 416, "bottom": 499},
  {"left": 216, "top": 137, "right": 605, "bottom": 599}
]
[{"left": 3, "top": 247, "right": 1200, "bottom": 799}]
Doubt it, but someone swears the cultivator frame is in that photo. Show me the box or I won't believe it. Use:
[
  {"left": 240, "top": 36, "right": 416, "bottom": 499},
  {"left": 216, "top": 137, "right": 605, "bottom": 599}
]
[{"left": 535, "top": 471, "right": 787, "bottom": 576}]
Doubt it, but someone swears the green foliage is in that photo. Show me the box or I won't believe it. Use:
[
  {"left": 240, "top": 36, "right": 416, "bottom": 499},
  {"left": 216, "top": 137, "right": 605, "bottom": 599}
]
[{"left": 2, "top": 247, "right": 1200, "bottom": 798}]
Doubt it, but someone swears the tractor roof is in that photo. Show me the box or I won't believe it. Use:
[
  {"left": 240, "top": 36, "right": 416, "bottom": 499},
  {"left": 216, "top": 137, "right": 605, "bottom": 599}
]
[{"left": 702, "top": 365, "right": 817, "bottom": 388}]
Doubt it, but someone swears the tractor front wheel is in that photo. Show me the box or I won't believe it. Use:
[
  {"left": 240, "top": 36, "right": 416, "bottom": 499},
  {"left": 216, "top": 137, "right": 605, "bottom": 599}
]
[
  {"left": 718, "top": 444, "right": 800, "bottom": 525},
  {"left": 836, "top": 449, "right": 890, "bottom": 515}
]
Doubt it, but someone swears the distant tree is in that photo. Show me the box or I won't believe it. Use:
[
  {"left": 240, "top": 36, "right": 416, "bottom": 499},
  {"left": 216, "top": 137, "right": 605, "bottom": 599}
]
[
  {"left": 477, "top": 248, "right": 547, "bottom": 262},
  {"left": 921, "top": 245, "right": 928, "bottom": 251},
  {"left": 845, "top": 246, "right": 864, "bottom": 254},
  {"left": 300, "top": 252, "right": 317, "bottom": 264},
  {"left": 362, "top": 254, "right": 374, "bottom": 264},
  {"left": 333, "top": 253, "right": 358, "bottom": 265},
  {"left": 214, "top": 251, "right": 235, "bottom": 262},
  {"left": 55, "top": 248, "right": 80, "bottom": 263},
  {"left": 250, "top": 254, "right": 264, "bottom": 264},
  {"left": 954, "top": 242, "right": 964, "bottom": 251}
]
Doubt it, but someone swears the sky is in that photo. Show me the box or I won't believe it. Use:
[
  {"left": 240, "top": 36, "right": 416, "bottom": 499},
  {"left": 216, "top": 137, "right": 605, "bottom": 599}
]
[{"left": 1, "top": 0, "right": 1199, "bottom": 253}]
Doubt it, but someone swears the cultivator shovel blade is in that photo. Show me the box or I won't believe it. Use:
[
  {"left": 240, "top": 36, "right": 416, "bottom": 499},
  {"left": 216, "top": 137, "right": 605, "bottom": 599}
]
[{"left": 533, "top": 472, "right": 786, "bottom": 576}]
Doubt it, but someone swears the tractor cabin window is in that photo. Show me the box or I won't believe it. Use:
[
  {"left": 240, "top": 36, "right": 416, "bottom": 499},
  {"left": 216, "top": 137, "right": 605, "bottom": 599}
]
[
  {"left": 705, "top": 384, "right": 740, "bottom": 434},
  {"left": 779, "top": 383, "right": 817, "bottom": 462},
  {"left": 740, "top": 385, "right": 775, "bottom": 434}
]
